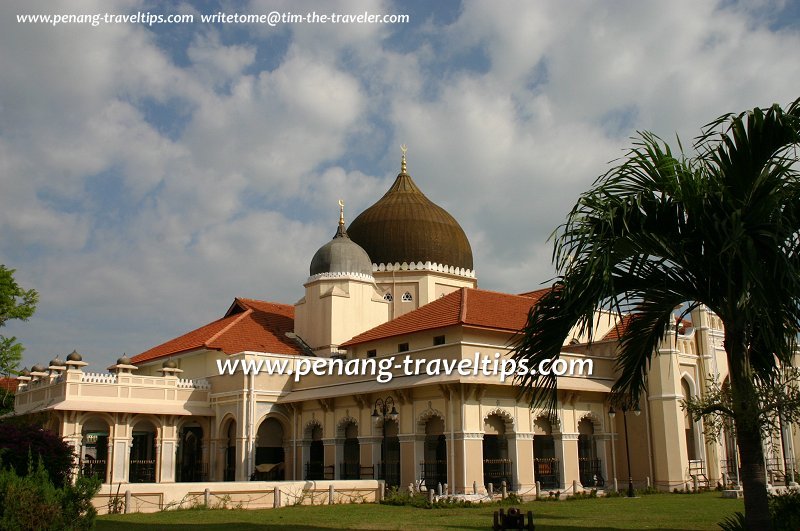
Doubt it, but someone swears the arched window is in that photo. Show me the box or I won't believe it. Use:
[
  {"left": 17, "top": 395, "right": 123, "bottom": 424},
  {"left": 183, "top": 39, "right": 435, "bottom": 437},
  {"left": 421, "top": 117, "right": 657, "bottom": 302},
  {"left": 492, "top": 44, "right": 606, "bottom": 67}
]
[
  {"left": 682, "top": 379, "right": 697, "bottom": 461},
  {"left": 483, "top": 414, "right": 511, "bottom": 488},
  {"left": 577, "top": 418, "right": 602, "bottom": 487},
  {"left": 533, "top": 416, "right": 558, "bottom": 489},
  {"left": 401, "top": 291, "right": 413, "bottom": 302},
  {"left": 384, "top": 292, "right": 393, "bottom": 302},
  {"left": 422, "top": 417, "right": 447, "bottom": 489}
]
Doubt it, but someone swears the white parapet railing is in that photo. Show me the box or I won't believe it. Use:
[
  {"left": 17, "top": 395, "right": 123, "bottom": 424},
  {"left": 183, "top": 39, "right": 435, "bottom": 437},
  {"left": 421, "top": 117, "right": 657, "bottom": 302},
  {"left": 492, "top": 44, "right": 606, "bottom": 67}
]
[
  {"left": 176, "top": 378, "right": 211, "bottom": 390},
  {"left": 80, "top": 372, "right": 118, "bottom": 384}
]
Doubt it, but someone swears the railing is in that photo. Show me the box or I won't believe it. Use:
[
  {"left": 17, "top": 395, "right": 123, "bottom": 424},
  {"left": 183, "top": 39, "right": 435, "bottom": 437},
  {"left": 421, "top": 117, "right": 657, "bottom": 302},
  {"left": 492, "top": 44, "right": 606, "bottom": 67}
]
[
  {"left": 483, "top": 458, "right": 513, "bottom": 488},
  {"left": 534, "top": 458, "right": 560, "bottom": 489},
  {"left": 81, "top": 458, "right": 107, "bottom": 481},
  {"left": 377, "top": 461, "right": 401, "bottom": 488},
  {"left": 766, "top": 457, "right": 786, "bottom": 484},
  {"left": 177, "top": 462, "right": 208, "bottom": 482},
  {"left": 129, "top": 459, "right": 156, "bottom": 483},
  {"left": 252, "top": 463, "right": 284, "bottom": 481},
  {"left": 340, "top": 461, "right": 361, "bottom": 480},
  {"left": 176, "top": 378, "right": 211, "bottom": 390},
  {"left": 720, "top": 459, "right": 740, "bottom": 486},
  {"left": 578, "top": 458, "right": 604, "bottom": 487},
  {"left": 305, "top": 461, "right": 326, "bottom": 480},
  {"left": 688, "top": 459, "right": 709, "bottom": 489},
  {"left": 80, "top": 372, "right": 117, "bottom": 384},
  {"left": 420, "top": 460, "right": 447, "bottom": 490}
]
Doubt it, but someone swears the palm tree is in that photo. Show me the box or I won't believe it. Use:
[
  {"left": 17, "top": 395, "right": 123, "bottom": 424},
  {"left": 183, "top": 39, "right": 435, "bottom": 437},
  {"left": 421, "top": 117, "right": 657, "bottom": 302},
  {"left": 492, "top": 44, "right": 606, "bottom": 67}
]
[{"left": 513, "top": 99, "right": 800, "bottom": 530}]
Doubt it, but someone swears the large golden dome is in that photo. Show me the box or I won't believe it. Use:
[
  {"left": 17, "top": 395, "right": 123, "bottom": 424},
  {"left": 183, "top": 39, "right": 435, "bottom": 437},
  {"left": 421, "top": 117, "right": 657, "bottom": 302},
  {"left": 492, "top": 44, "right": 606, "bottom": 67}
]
[{"left": 347, "top": 156, "right": 473, "bottom": 271}]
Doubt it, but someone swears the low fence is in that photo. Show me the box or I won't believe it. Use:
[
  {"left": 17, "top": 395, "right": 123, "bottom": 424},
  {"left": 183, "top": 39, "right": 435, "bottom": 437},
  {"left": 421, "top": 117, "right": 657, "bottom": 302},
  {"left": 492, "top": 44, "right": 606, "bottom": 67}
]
[{"left": 93, "top": 480, "right": 381, "bottom": 515}]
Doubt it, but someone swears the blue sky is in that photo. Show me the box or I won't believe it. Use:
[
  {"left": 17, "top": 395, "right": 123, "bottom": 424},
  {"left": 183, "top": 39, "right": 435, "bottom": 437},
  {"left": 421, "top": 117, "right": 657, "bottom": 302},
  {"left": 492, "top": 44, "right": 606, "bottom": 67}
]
[{"left": 2, "top": 0, "right": 799, "bottom": 371}]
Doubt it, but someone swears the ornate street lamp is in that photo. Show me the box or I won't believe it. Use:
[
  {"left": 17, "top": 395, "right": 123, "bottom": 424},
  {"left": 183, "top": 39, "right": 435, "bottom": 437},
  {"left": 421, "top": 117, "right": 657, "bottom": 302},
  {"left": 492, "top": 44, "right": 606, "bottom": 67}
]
[
  {"left": 372, "top": 397, "right": 399, "bottom": 483},
  {"left": 609, "top": 401, "right": 641, "bottom": 498}
]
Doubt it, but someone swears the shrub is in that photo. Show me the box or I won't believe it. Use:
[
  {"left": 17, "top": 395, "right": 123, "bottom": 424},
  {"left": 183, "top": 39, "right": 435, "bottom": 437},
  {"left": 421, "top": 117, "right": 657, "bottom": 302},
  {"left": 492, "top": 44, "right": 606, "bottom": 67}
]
[
  {"left": 717, "top": 511, "right": 746, "bottom": 531},
  {"left": 0, "top": 421, "right": 74, "bottom": 487},
  {"left": 716, "top": 491, "right": 800, "bottom": 531},
  {"left": 769, "top": 490, "right": 800, "bottom": 531},
  {"left": 0, "top": 459, "right": 100, "bottom": 530}
]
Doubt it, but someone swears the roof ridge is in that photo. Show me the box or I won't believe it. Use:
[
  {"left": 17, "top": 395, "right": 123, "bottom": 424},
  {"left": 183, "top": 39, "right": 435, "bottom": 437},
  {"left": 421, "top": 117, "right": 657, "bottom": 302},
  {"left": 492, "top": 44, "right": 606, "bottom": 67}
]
[
  {"left": 206, "top": 308, "right": 253, "bottom": 346},
  {"left": 473, "top": 286, "right": 547, "bottom": 300}
]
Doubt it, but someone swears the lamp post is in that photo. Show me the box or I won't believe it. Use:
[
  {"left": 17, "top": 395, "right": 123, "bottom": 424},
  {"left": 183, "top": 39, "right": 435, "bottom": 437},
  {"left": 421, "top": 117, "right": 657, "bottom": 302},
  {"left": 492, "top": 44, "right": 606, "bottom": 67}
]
[
  {"left": 372, "top": 397, "right": 399, "bottom": 483},
  {"left": 608, "top": 402, "right": 640, "bottom": 497}
]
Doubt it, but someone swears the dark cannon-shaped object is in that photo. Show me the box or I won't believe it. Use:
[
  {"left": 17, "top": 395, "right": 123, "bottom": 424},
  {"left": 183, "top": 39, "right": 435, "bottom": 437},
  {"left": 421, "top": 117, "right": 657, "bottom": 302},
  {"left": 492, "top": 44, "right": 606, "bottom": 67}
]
[{"left": 492, "top": 507, "right": 534, "bottom": 530}]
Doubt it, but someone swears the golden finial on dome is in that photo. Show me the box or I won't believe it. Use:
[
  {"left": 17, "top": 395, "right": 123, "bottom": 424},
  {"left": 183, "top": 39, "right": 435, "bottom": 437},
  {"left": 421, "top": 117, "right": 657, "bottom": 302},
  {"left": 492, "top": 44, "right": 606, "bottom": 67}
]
[
  {"left": 338, "top": 199, "right": 345, "bottom": 227},
  {"left": 400, "top": 144, "right": 408, "bottom": 174}
]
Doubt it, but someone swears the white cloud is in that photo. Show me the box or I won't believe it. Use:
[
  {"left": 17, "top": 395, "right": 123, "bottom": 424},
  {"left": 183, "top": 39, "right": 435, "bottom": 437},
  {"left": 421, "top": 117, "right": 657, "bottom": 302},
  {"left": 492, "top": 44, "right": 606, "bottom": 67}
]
[{"left": 2, "top": 0, "right": 799, "bottom": 370}]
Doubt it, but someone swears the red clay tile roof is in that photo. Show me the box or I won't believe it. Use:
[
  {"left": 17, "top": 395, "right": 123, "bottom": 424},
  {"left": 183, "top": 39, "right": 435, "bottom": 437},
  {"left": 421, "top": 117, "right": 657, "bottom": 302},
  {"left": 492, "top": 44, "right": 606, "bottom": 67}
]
[
  {"left": 601, "top": 314, "right": 633, "bottom": 341},
  {"left": 601, "top": 314, "right": 692, "bottom": 342},
  {"left": 0, "top": 377, "right": 18, "bottom": 393},
  {"left": 131, "top": 298, "right": 301, "bottom": 364},
  {"left": 342, "top": 288, "right": 546, "bottom": 347}
]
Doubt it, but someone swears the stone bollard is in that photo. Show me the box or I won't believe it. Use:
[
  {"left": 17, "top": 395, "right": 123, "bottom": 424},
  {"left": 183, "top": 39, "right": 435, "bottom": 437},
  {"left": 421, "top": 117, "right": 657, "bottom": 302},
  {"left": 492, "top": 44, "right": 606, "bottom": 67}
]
[
  {"left": 274, "top": 487, "right": 281, "bottom": 508},
  {"left": 428, "top": 488, "right": 435, "bottom": 503},
  {"left": 329, "top": 484, "right": 335, "bottom": 505},
  {"left": 473, "top": 481, "right": 478, "bottom": 494},
  {"left": 693, "top": 476, "right": 699, "bottom": 493},
  {"left": 722, "top": 473, "right": 728, "bottom": 488},
  {"left": 501, "top": 480, "right": 507, "bottom": 499},
  {"left": 573, "top": 480, "right": 579, "bottom": 494},
  {"left": 646, "top": 477, "right": 651, "bottom": 489},
  {"left": 444, "top": 483, "right": 449, "bottom": 495},
  {"left": 378, "top": 482, "right": 385, "bottom": 502},
  {"left": 613, "top": 478, "right": 619, "bottom": 493},
  {"left": 488, "top": 483, "right": 494, "bottom": 497},
  {"left": 408, "top": 483, "right": 414, "bottom": 493},
  {"left": 437, "top": 483, "right": 443, "bottom": 496},
  {"left": 535, "top": 481, "right": 541, "bottom": 497},
  {"left": 124, "top": 490, "right": 131, "bottom": 514},
  {"left": 204, "top": 488, "right": 210, "bottom": 507}
]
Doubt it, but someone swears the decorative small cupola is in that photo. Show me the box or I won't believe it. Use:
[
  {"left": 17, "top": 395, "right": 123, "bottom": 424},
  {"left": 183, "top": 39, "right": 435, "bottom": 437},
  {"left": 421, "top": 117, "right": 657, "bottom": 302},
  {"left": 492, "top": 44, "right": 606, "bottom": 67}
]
[
  {"left": 65, "top": 350, "right": 88, "bottom": 371},
  {"left": 158, "top": 358, "right": 183, "bottom": 377},
  {"left": 108, "top": 354, "right": 138, "bottom": 374},
  {"left": 48, "top": 356, "right": 66, "bottom": 375},
  {"left": 16, "top": 367, "right": 31, "bottom": 389}
]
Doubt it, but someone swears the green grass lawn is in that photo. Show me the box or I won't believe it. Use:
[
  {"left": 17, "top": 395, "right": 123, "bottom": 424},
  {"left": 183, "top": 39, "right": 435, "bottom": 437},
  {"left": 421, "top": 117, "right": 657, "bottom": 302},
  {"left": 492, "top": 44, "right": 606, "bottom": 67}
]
[{"left": 97, "top": 491, "right": 743, "bottom": 530}]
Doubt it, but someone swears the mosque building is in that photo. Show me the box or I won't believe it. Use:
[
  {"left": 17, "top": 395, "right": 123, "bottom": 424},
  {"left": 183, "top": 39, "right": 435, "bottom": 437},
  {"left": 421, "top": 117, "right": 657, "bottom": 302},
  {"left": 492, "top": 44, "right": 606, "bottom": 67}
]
[{"left": 11, "top": 150, "right": 798, "bottom": 501}]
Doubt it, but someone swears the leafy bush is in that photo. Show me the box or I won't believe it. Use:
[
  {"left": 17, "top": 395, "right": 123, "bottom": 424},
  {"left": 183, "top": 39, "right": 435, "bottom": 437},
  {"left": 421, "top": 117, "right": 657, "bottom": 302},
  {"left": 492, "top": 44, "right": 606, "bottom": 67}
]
[
  {"left": 716, "top": 491, "right": 800, "bottom": 531},
  {"left": 770, "top": 490, "right": 800, "bottom": 531},
  {"left": 566, "top": 489, "right": 598, "bottom": 500},
  {"left": 0, "top": 421, "right": 74, "bottom": 487},
  {"left": 717, "top": 511, "right": 746, "bottom": 531},
  {"left": 0, "top": 459, "right": 100, "bottom": 530}
]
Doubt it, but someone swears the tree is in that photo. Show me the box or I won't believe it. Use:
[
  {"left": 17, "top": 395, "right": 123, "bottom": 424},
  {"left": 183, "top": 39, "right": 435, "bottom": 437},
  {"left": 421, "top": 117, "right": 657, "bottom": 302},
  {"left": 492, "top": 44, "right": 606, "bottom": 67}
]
[
  {"left": 512, "top": 99, "right": 800, "bottom": 530},
  {"left": 0, "top": 265, "right": 38, "bottom": 376},
  {"left": 0, "top": 420, "right": 75, "bottom": 488}
]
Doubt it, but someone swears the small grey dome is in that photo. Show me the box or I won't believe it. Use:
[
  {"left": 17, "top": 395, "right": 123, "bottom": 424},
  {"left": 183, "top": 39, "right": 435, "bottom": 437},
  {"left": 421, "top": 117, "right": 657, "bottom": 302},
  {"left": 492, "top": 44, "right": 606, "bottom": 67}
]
[
  {"left": 66, "top": 350, "right": 83, "bottom": 362},
  {"left": 20, "top": 367, "right": 30, "bottom": 377},
  {"left": 50, "top": 357, "right": 65, "bottom": 367},
  {"left": 117, "top": 355, "right": 132, "bottom": 366},
  {"left": 31, "top": 364, "right": 46, "bottom": 373},
  {"left": 162, "top": 359, "right": 178, "bottom": 369},
  {"left": 310, "top": 223, "right": 373, "bottom": 277}
]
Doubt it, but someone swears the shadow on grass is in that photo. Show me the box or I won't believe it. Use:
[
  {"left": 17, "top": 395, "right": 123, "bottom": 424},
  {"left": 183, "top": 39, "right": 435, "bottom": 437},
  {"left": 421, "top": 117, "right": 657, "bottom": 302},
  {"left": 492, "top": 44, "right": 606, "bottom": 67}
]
[{"left": 96, "top": 520, "right": 703, "bottom": 531}]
